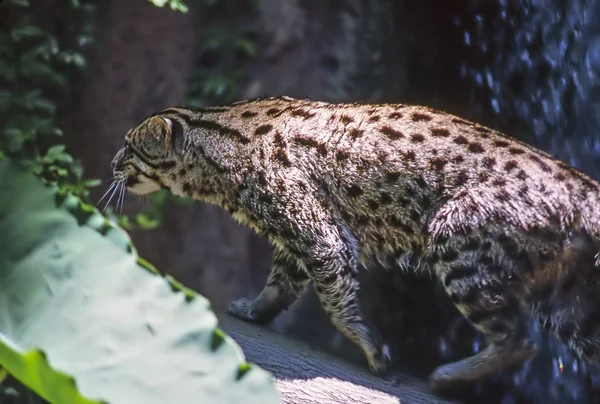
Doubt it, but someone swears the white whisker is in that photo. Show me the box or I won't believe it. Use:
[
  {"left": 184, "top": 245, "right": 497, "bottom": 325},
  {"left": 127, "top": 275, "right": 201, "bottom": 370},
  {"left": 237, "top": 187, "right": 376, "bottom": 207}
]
[
  {"left": 102, "top": 180, "right": 122, "bottom": 213},
  {"left": 118, "top": 181, "right": 126, "bottom": 214},
  {"left": 96, "top": 181, "right": 117, "bottom": 207}
]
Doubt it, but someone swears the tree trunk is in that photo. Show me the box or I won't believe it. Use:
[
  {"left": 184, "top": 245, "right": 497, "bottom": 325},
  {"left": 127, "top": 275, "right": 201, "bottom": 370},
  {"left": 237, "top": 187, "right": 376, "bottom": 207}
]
[{"left": 218, "top": 313, "right": 459, "bottom": 404}]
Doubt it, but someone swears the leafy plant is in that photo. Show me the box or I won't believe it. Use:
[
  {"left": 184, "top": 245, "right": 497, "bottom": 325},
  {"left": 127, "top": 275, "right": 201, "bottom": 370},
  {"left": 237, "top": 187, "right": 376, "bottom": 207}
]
[
  {"left": 0, "top": 0, "right": 97, "bottom": 200},
  {"left": 147, "top": 0, "right": 189, "bottom": 13},
  {"left": 0, "top": 157, "right": 281, "bottom": 404}
]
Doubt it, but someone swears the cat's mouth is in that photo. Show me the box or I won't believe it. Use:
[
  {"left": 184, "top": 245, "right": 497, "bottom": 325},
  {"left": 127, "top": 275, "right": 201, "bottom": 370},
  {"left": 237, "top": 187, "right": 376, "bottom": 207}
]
[{"left": 126, "top": 174, "right": 161, "bottom": 195}]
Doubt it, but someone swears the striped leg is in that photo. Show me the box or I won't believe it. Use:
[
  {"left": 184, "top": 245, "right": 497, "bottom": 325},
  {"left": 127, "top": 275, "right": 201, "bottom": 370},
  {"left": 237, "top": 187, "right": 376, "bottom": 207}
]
[
  {"left": 229, "top": 249, "right": 309, "bottom": 325},
  {"left": 305, "top": 234, "right": 391, "bottom": 374},
  {"left": 430, "top": 238, "right": 536, "bottom": 391}
]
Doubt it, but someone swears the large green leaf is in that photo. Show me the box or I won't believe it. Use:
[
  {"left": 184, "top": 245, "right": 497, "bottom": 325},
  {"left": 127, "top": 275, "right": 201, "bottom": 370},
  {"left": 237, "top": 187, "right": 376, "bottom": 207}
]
[{"left": 0, "top": 158, "right": 281, "bottom": 404}]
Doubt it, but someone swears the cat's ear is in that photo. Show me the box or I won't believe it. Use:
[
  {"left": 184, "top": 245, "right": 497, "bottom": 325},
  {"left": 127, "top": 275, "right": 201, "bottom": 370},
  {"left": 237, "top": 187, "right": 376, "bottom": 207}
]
[{"left": 148, "top": 116, "right": 173, "bottom": 149}]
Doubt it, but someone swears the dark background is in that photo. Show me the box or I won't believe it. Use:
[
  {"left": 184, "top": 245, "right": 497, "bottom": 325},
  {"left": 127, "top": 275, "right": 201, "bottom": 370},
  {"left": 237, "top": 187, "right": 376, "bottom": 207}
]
[{"left": 3, "top": 0, "right": 600, "bottom": 403}]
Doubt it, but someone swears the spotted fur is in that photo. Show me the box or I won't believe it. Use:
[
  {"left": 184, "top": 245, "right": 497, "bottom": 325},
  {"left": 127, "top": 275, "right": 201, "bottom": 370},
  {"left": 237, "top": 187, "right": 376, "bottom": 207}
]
[{"left": 111, "top": 96, "right": 600, "bottom": 391}]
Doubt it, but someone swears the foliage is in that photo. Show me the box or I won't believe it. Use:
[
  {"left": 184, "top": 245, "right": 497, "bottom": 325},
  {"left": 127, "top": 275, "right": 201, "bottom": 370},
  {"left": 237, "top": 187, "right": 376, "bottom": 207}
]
[
  {"left": 147, "top": 0, "right": 189, "bottom": 13},
  {"left": 0, "top": 157, "right": 281, "bottom": 404},
  {"left": 187, "top": 26, "right": 257, "bottom": 105},
  {"left": 0, "top": 0, "right": 97, "bottom": 200}
]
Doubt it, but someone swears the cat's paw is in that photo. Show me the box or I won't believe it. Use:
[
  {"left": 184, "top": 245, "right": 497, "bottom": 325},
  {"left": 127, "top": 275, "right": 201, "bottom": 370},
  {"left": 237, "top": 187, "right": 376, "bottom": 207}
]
[{"left": 228, "top": 297, "right": 258, "bottom": 322}]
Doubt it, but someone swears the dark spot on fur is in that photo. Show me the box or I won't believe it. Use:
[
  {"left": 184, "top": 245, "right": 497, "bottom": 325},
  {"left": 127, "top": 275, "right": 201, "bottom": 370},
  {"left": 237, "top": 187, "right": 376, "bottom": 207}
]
[
  {"left": 386, "top": 172, "right": 401, "bottom": 183},
  {"left": 475, "top": 127, "right": 491, "bottom": 134},
  {"left": 192, "top": 120, "right": 250, "bottom": 145},
  {"left": 464, "top": 238, "right": 480, "bottom": 250},
  {"left": 421, "top": 194, "right": 431, "bottom": 209},
  {"left": 368, "top": 200, "right": 379, "bottom": 210},
  {"left": 443, "top": 264, "right": 478, "bottom": 287},
  {"left": 255, "top": 124, "right": 273, "bottom": 136},
  {"left": 431, "top": 128, "right": 451, "bottom": 137},
  {"left": 404, "top": 151, "right": 416, "bottom": 161},
  {"left": 390, "top": 216, "right": 414, "bottom": 234},
  {"left": 482, "top": 157, "right": 496, "bottom": 169},
  {"left": 516, "top": 170, "right": 528, "bottom": 181},
  {"left": 380, "top": 126, "right": 404, "bottom": 140},
  {"left": 480, "top": 255, "right": 494, "bottom": 266},
  {"left": 258, "top": 192, "right": 273, "bottom": 204},
  {"left": 504, "top": 160, "right": 518, "bottom": 172},
  {"left": 293, "top": 136, "right": 328, "bottom": 156},
  {"left": 381, "top": 192, "right": 393, "bottom": 204},
  {"left": 411, "top": 133, "right": 426, "bottom": 143},
  {"left": 412, "top": 113, "right": 432, "bottom": 122},
  {"left": 336, "top": 150, "right": 350, "bottom": 162},
  {"left": 494, "top": 140, "right": 510, "bottom": 148},
  {"left": 555, "top": 172, "right": 567, "bottom": 181},
  {"left": 453, "top": 135, "right": 469, "bottom": 145},
  {"left": 389, "top": 112, "right": 403, "bottom": 119},
  {"left": 178, "top": 168, "right": 186, "bottom": 176},
  {"left": 257, "top": 171, "right": 268, "bottom": 186},
  {"left": 161, "top": 161, "right": 177, "bottom": 169},
  {"left": 492, "top": 178, "right": 506, "bottom": 187},
  {"left": 291, "top": 108, "right": 316, "bottom": 119},
  {"left": 241, "top": 111, "right": 258, "bottom": 118},
  {"left": 399, "top": 197, "right": 410, "bottom": 207},
  {"left": 468, "top": 142, "right": 485, "bottom": 153},
  {"left": 509, "top": 147, "right": 525, "bottom": 155},
  {"left": 369, "top": 115, "right": 381, "bottom": 122},
  {"left": 377, "top": 150, "right": 389, "bottom": 163},
  {"left": 347, "top": 184, "right": 363, "bottom": 197},
  {"left": 340, "top": 115, "right": 354, "bottom": 124},
  {"left": 442, "top": 249, "right": 459, "bottom": 262},
  {"left": 430, "top": 158, "right": 447, "bottom": 172},
  {"left": 415, "top": 176, "right": 427, "bottom": 188},
  {"left": 530, "top": 154, "right": 552, "bottom": 172},
  {"left": 349, "top": 128, "right": 363, "bottom": 140},
  {"left": 267, "top": 108, "right": 281, "bottom": 116},
  {"left": 455, "top": 171, "right": 469, "bottom": 186},
  {"left": 495, "top": 190, "right": 511, "bottom": 202},
  {"left": 452, "top": 155, "right": 465, "bottom": 164},
  {"left": 479, "top": 172, "right": 490, "bottom": 183},
  {"left": 182, "top": 182, "right": 193, "bottom": 195}
]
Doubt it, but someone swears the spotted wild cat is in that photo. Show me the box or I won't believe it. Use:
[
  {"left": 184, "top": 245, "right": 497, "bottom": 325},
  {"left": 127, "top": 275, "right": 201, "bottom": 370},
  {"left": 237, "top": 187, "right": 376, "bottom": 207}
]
[{"left": 110, "top": 96, "right": 600, "bottom": 391}]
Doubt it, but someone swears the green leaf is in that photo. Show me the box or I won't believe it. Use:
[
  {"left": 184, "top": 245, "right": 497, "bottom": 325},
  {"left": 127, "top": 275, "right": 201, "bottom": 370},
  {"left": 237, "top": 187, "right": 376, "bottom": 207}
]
[
  {"left": 135, "top": 212, "right": 161, "bottom": 230},
  {"left": 10, "top": 23, "right": 45, "bottom": 42},
  {"left": 147, "top": 0, "right": 188, "bottom": 12},
  {"left": 0, "top": 158, "right": 281, "bottom": 404},
  {"left": 82, "top": 179, "right": 102, "bottom": 188},
  {"left": 148, "top": 0, "right": 168, "bottom": 7},
  {"left": 233, "top": 37, "right": 256, "bottom": 57}
]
